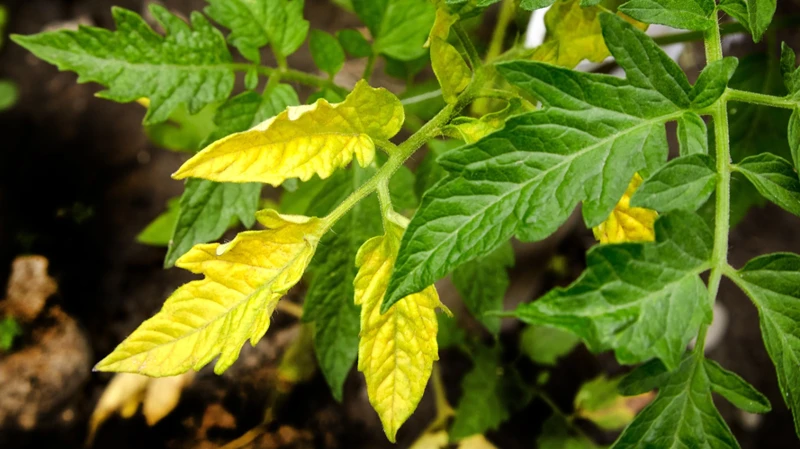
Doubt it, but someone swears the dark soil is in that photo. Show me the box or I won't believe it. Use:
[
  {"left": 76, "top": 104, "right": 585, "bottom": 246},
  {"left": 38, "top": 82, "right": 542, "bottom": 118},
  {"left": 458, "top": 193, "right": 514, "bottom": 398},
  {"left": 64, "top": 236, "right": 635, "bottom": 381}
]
[{"left": 1, "top": 1, "right": 799, "bottom": 448}]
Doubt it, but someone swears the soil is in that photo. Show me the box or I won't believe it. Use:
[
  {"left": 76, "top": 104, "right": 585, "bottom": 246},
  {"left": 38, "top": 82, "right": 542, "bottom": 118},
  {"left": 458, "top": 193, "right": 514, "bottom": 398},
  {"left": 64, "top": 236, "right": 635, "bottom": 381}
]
[{"left": 0, "top": 1, "right": 799, "bottom": 448}]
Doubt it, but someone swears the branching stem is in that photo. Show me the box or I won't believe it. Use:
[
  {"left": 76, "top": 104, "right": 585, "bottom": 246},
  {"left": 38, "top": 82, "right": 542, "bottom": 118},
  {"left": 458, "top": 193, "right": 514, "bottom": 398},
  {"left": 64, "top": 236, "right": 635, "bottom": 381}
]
[{"left": 230, "top": 63, "right": 349, "bottom": 97}]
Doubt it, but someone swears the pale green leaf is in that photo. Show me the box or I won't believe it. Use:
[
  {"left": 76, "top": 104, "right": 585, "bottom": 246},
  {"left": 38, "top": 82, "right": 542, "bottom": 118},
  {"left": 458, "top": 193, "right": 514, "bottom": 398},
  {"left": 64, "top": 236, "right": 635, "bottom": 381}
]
[
  {"left": 619, "top": 0, "right": 715, "bottom": 31},
  {"left": 574, "top": 375, "right": 644, "bottom": 431},
  {"left": 310, "top": 29, "right": 345, "bottom": 76},
  {"left": 13, "top": 5, "right": 234, "bottom": 124},
  {"left": 519, "top": 324, "right": 581, "bottom": 366},
  {"left": 516, "top": 211, "right": 713, "bottom": 370},
  {"left": 144, "top": 102, "right": 218, "bottom": 152},
  {"left": 631, "top": 154, "right": 717, "bottom": 212},
  {"left": 138, "top": 198, "right": 180, "bottom": 247},
  {"left": 205, "top": 0, "right": 309, "bottom": 61},
  {"left": 0, "top": 79, "right": 19, "bottom": 112}
]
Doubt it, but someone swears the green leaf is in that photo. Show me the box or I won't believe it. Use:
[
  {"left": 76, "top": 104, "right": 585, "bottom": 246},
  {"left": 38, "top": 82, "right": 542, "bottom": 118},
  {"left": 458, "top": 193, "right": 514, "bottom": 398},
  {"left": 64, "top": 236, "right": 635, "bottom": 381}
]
[
  {"left": 611, "top": 352, "right": 740, "bottom": 449},
  {"left": 790, "top": 109, "right": 800, "bottom": 172},
  {"left": 302, "top": 166, "right": 384, "bottom": 401},
  {"left": 164, "top": 180, "right": 261, "bottom": 267},
  {"left": 735, "top": 153, "right": 800, "bottom": 217},
  {"left": 618, "top": 358, "right": 670, "bottom": 396},
  {"left": 452, "top": 242, "right": 514, "bottom": 335},
  {"left": 690, "top": 57, "right": 739, "bottom": 109},
  {"left": 619, "top": 0, "right": 715, "bottom": 30},
  {"left": 389, "top": 165, "right": 419, "bottom": 213},
  {"left": 731, "top": 252, "right": 800, "bottom": 436},
  {"left": 164, "top": 85, "right": 298, "bottom": 267},
  {"left": 144, "top": 102, "right": 218, "bottom": 152},
  {"left": 574, "top": 375, "right": 639, "bottom": 431},
  {"left": 137, "top": 198, "right": 180, "bottom": 246},
  {"left": 631, "top": 154, "right": 717, "bottom": 212},
  {"left": 0, "top": 317, "right": 22, "bottom": 351},
  {"left": 414, "top": 139, "right": 459, "bottom": 199},
  {"left": 0, "top": 79, "right": 18, "bottom": 112},
  {"left": 719, "top": 0, "right": 776, "bottom": 42},
  {"left": 437, "top": 313, "right": 467, "bottom": 350},
  {"left": 450, "top": 345, "right": 533, "bottom": 441},
  {"left": 337, "top": 29, "right": 372, "bottom": 58},
  {"left": 704, "top": 359, "right": 771, "bottom": 414},
  {"left": 205, "top": 0, "right": 309, "bottom": 61},
  {"left": 13, "top": 5, "right": 234, "bottom": 125},
  {"left": 780, "top": 43, "right": 800, "bottom": 97},
  {"left": 677, "top": 112, "right": 709, "bottom": 156},
  {"left": 516, "top": 211, "right": 713, "bottom": 370},
  {"left": 520, "top": 0, "right": 557, "bottom": 9},
  {"left": 537, "top": 414, "right": 597, "bottom": 449},
  {"left": 385, "top": 14, "right": 683, "bottom": 309},
  {"left": 310, "top": 30, "right": 345, "bottom": 76},
  {"left": 355, "top": 0, "right": 435, "bottom": 61},
  {"left": 520, "top": 324, "right": 581, "bottom": 366}
]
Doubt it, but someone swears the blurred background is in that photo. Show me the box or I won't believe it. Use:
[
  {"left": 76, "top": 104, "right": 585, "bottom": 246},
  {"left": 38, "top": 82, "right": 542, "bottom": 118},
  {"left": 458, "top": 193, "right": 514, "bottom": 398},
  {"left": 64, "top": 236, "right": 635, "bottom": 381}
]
[{"left": 1, "top": 0, "right": 800, "bottom": 448}]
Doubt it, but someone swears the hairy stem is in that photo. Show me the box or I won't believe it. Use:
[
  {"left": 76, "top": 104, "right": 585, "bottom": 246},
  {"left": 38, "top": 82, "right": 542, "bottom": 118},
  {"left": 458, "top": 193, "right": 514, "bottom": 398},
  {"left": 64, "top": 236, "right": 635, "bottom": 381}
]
[
  {"left": 454, "top": 23, "right": 482, "bottom": 69},
  {"left": 702, "top": 10, "right": 731, "bottom": 351},
  {"left": 726, "top": 88, "right": 796, "bottom": 109},
  {"left": 231, "top": 63, "right": 349, "bottom": 97}
]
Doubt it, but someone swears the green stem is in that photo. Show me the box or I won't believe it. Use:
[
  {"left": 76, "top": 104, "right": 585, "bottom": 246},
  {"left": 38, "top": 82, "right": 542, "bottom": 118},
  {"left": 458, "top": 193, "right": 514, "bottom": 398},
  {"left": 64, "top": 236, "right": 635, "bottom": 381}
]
[
  {"left": 653, "top": 15, "right": 800, "bottom": 47},
  {"left": 377, "top": 179, "right": 393, "bottom": 223},
  {"left": 322, "top": 99, "right": 462, "bottom": 229},
  {"left": 363, "top": 53, "right": 377, "bottom": 81},
  {"left": 453, "top": 23, "right": 482, "bottom": 69},
  {"left": 725, "top": 88, "right": 797, "bottom": 109},
  {"left": 702, "top": 11, "right": 731, "bottom": 350},
  {"left": 485, "top": 0, "right": 515, "bottom": 63},
  {"left": 230, "top": 63, "right": 349, "bottom": 97}
]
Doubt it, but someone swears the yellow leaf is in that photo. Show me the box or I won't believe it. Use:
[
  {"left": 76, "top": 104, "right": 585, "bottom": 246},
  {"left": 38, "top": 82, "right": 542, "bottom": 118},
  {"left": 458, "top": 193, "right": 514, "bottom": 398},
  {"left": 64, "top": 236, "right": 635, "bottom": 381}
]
[
  {"left": 427, "top": 8, "right": 471, "bottom": 104},
  {"left": 592, "top": 174, "right": 658, "bottom": 244},
  {"left": 173, "top": 80, "right": 404, "bottom": 186},
  {"left": 88, "top": 372, "right": 194, "bottom": 443},
  {"left": 574, "top": 375, "right": 655, "bottom": 431},
  {"left": 532, "top": 0, "right": 646, "bottom": 69},
  {"left": 354, "top": 217, "right": 442, "bottom": 442},
  {"left": 446, "top": 98, "right": 526, "bottom": 143},
  {"left": 95, "top": 210, "right": 325, "bottom": 376},
  {"left": 409, "top": 430, "right": 449, "bottom": 449}
]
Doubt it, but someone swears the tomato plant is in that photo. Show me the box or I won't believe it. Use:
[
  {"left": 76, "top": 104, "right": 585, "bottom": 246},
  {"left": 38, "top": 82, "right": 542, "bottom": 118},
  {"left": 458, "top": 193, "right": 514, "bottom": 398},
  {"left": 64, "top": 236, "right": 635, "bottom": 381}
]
[{"left": 13, "top": 0, "right": 800, "bottom": 446}]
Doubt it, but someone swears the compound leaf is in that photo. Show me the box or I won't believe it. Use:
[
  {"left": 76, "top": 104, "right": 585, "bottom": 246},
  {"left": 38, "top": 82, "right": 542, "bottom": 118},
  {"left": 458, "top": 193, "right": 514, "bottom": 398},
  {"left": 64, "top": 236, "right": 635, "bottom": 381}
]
[
  {"left": 516, "top": 211, "right": 713, "bottom": 370},
  {"left": 611, "top": 352, "right": 740, "bottom": 449},
  {"left": 385, "top": 14, "right": 683, "bottom": 308},
  {"left": 96, "top": 210, "right": 326, "bottom": 376},
  {"left": 174, "top": 80, "right": 404, "bottom": 186},
  {"left": 13, "top": 5, "right": 234, "bottom": 124}
]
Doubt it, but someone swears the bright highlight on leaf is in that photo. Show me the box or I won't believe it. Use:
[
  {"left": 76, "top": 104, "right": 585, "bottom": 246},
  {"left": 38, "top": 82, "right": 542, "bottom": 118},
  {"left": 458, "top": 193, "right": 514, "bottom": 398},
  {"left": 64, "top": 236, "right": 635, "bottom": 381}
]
[
  {"left": 173, "top": 80, "right": 405, "bottom": 186},
  {"left": 354, "top": 217, "right": 442, "bottom": 442},
  {"left": 593, "top": 173, "right": 658, "bottom": 244},
  {"left": 95, "top": 210, "right": 325, "bottom": 376}
]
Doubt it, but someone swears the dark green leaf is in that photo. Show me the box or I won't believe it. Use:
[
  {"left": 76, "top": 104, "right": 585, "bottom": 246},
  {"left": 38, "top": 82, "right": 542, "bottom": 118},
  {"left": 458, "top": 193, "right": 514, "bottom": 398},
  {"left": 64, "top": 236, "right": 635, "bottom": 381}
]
[
  {"left": 619, "top": 0, "right": 716, "bottom": 31},
  {"left": 437, "top": 313, "right": 467, "bottom": 350},
  {"left": 137, "top": 198, "right": 180, "bottom": 246},
  {"left": 520, "top": 324, "right": 581, "bottom": 366},
  {"left": 516, "top": 211, "right": 713, "bottom": 370},
  {"left": 303, "top": 166, "right": 384, "bottom": 401},
  {"left": 352, "top": 0, "right": 388, "bottom": 36},
  {"left": 719, "top": 0, "right": 776, "bottom": 42},
  {"left": 537, "top": 414, "right": 597, "bottom": 449},
  {"left": 0, "top": 79, "right": 19, "bottom": 112},
  {"left": 611, "top": 352, "right": 740, "bottom": 449},
  {"left": 631, "top": 154, "right": 717, "bottom": 212},
  {"left": 337, "top": 29, "right": 372, "bottom": 58},
  {"left": 618, "top": 358, "right": 670, "bottom": 396},
  {"left": 164, "top": 180, "right": 261, "bottom": 267},
  {"left": 677, "top": 112, "right": 709, "bottom": 156},
  {"left": 704, "top": 359, "right": 771, "bottom": 414},
  {"left": 452, "top": 241, "right": 514, "bottom": 334},
  {"left": 719, "top": 0, "right": 752, "bottom": 38},
  {"left": 735, "top": 153, "right": 800, "bottom": 217},
  {"left": 414, "top": 140, "right": 457, "bottom": 199},
  {"left": 690, "top": 57, "right": 739, "bottom": 109},
  {"left": 385, "top": 15, "right": 682, "bottom": 309},
  {"left": 205, "top": 0, "right": 309, "bottom": 61},
  {"left": 732, "top": 253, "right": 800, "bottom": 436},
  {"left": 450, "top": 345, "right": 533, "bottom": 441},
  {"left": 790, "top": 109, "right": 800, "bottom": 172},
  {"left": 780, "top": 42, "right": 799, "bottom": 96},
  {"left": 309, "top": 29, "right": 345, "bottom": 76},
  {"left": 13, "top": 5, "right": 234, "bottom": 124}
]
